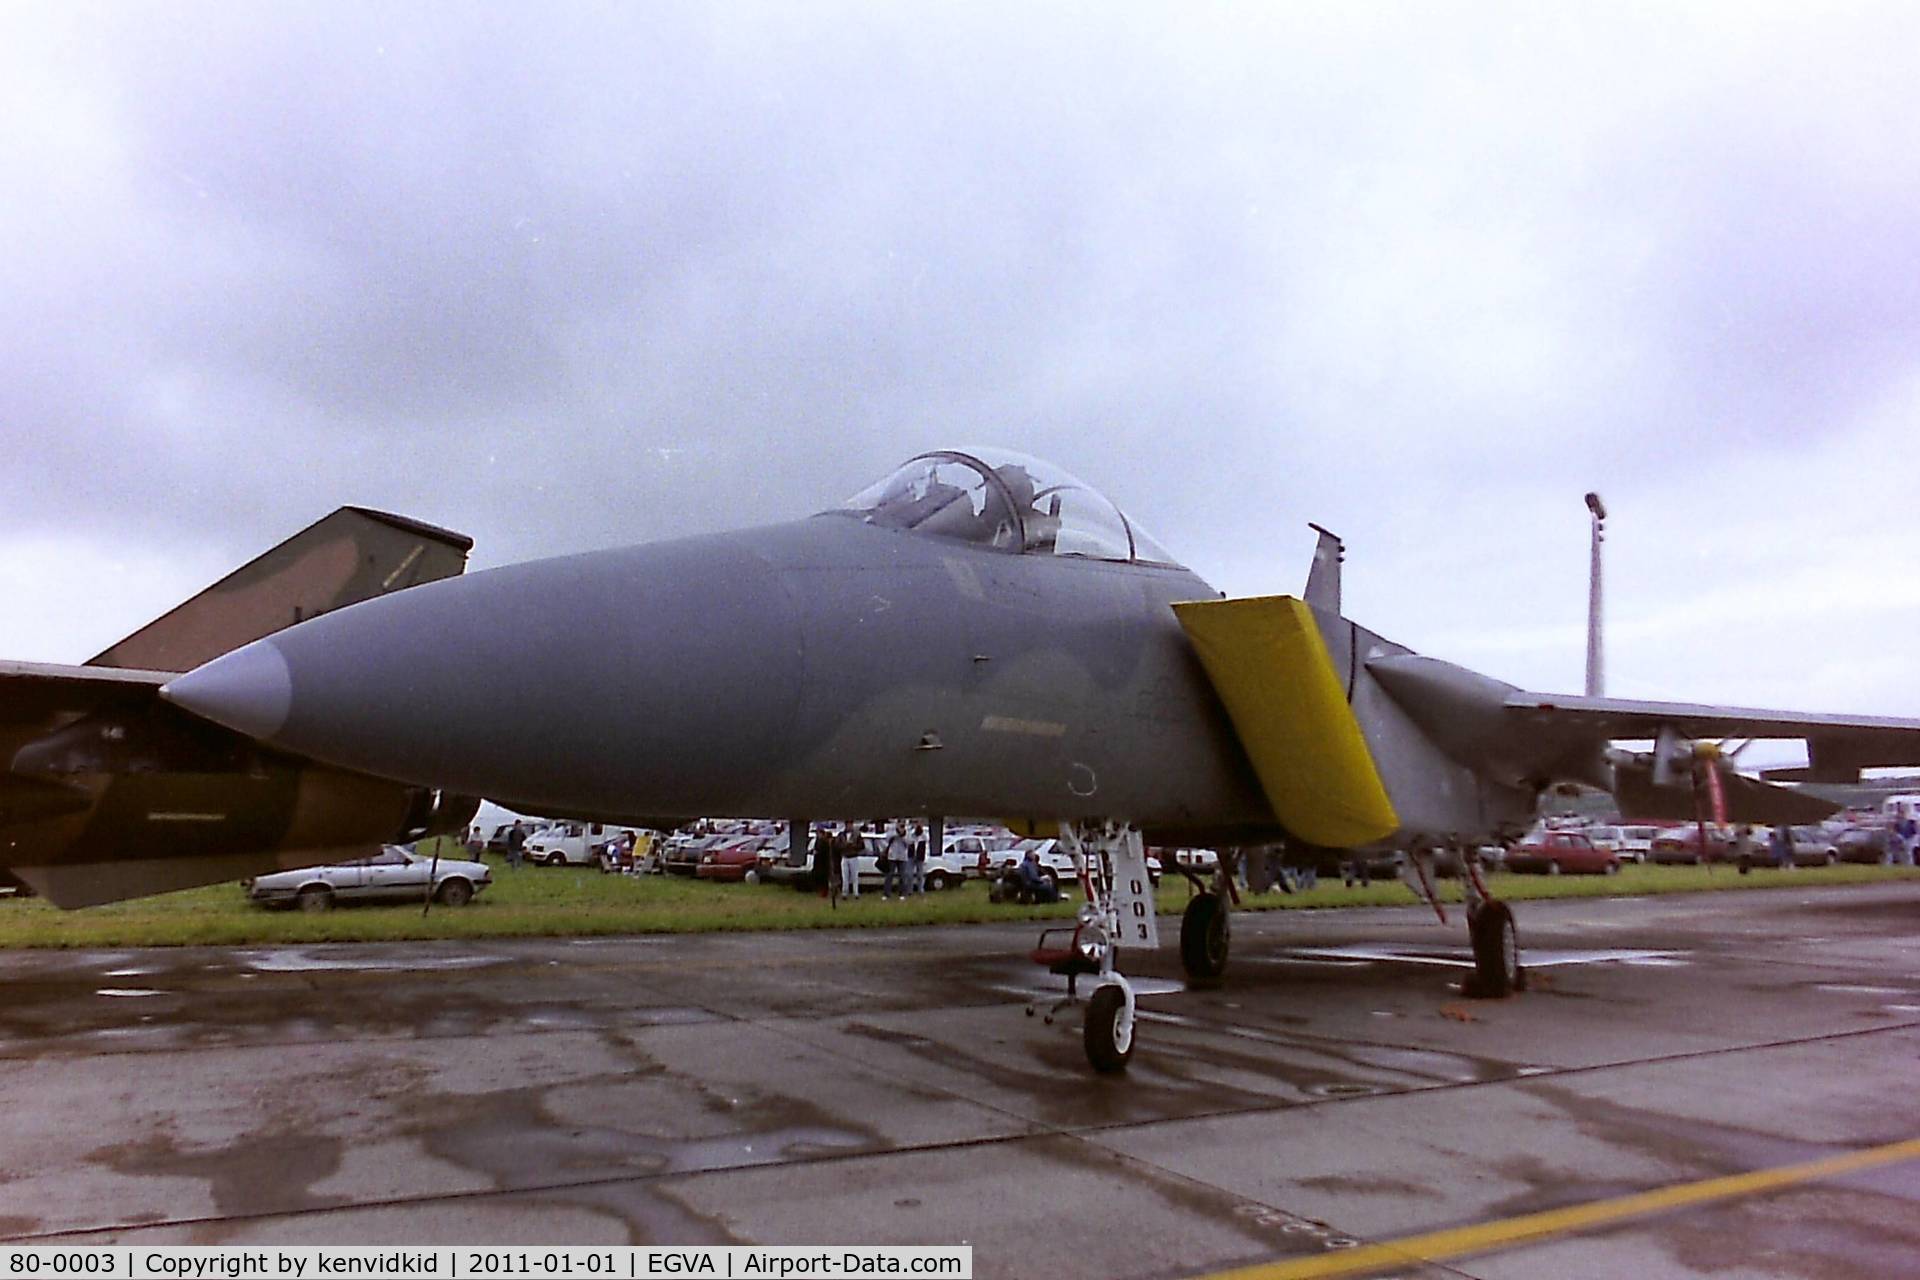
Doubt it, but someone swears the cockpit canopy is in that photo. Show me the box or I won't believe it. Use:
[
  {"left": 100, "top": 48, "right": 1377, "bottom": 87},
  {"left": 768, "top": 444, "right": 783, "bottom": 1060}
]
[{"left": 835, "top": 448, "right": 1179, "bottom": 566}]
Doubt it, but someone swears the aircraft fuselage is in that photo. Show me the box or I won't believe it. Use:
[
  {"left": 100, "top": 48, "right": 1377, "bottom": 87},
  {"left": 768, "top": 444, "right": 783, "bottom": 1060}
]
[{"left": 179, "top": 515, "right": 1280, "bottom": 839}]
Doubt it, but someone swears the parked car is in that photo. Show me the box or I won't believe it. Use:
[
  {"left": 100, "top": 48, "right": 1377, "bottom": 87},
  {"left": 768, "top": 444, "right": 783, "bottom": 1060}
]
[
  {"left": 246, "top": 845, "right": 492, "bottom": 910},
  {"left": 1584, "top": 825, "right": 1656, "bottom": 864},
  {"left": 1426, "top": 844, "right": 1505, "bottom": 878},
  {"left": 1836, "top": 826, "right": 1898, "bottom": 865},
  {"left": 1334, "top": 849, "right": 1408, "bottom": 882},
  {"left": 523, "top": 821, "right": 645, "bottom": 867},
  {"left": 597, "top": 831, "right": 657, "bottom": 874},
  {"left": 696, "top": 835, "right": 772, "bottom": 882},
  {"left": 990, "top": 838, "right": 1080, "bottom": 891},
  {"left": 848, "top": 831, "right": 977, "bottom": 889},
  {"left": 1649, "top": 825, "right": 1737, "bottom": 866},
  {"left": 1732, "top": 826, "right": 1836, "bottom": 869},
  {"left": 1505, "top": 831, "right": 1619, "bottom": 875},
  {"left": 1164, "top": 848, "right": 1219, "bottom": 873},
  {"left": 664, "top": 833, "right": 727, "bottom": 876},
  {"left": 468, "top": 820, "right": 532, "bottom": 855}
]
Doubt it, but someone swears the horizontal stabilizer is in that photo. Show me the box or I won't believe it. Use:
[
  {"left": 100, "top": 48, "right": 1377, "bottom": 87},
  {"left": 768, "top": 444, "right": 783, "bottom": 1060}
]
[
  {"left": 1174, "top": 595, "right": 1399, "bottom": 847},
  {"left": 90, "top": 507, "right": 473, "bottom": 673}
]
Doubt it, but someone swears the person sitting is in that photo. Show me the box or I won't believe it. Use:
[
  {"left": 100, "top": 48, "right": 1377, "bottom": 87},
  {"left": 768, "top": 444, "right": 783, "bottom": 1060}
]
[{"left": 1012, "top": 849, "right": 1060, "bottom": 904}]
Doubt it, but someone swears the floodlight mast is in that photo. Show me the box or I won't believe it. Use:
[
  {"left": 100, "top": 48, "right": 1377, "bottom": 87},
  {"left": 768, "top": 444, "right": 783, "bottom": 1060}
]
[{"left": 1584, "top": 492, "right": 1606, "bottom": 698}]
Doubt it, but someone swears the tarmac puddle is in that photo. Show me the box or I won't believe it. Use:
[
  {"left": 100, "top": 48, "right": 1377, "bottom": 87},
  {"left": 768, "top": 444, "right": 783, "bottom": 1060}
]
[
  {"left": 1273, "top": 944, "right": 1684, "bottom": 970},
  {"left": 990, "top": 976, "right": 1185, "bottom": 1001},
  {"left": 242, "top": 949, "right": 505, "bottom": 973},
  {"left": 94, "top": 988, "right": 163, "bottom": 998}
]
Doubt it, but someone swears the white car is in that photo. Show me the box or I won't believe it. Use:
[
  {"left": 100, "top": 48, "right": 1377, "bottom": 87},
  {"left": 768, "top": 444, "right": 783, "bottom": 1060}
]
[
  {"left": 991, "top": 838, "right": 1082, "bottom": 889},
  {"left": 1603, "top": 825, "right": 1659, "bottom": 864},
  {"left": 523, "top": 821, "right": 646, "bottom": 867},
  {"left": 847, "top": 831, "right": 981, "bottom": 890},
  {"left": 246, "top": 846, "right": 493, "bottom": 911}
]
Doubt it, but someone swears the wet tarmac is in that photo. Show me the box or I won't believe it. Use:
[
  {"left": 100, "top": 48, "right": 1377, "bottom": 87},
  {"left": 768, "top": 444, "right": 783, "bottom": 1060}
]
[{"left": 2, "top": 882, "right": 1919, "bottom": 1278}]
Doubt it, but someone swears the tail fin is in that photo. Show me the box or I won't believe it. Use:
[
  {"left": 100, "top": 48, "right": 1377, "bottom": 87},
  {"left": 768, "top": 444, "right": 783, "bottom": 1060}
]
[
  {"left": 1304, "top": 523, "right": 1343, "bottom": 614},
  {"left": 89, "top": 507, "right": 473, "bottom": 673}
]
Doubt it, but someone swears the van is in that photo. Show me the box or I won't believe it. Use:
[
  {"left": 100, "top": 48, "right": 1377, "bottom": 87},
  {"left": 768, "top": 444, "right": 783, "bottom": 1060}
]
[{"left": 522, "top": 821, "right": 645, "bottom": 867}]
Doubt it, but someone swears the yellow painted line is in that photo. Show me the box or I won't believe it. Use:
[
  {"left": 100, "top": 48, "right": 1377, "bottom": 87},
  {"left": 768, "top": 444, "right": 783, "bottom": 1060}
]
[{"left": 1197, "top": 1134, "right": 1920, "bottom": 1280}]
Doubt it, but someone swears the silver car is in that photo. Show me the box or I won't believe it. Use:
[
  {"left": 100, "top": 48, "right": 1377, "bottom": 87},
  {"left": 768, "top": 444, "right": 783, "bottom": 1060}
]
[{"left": 246, "top": 845, "right": 493, "bottom": 911}]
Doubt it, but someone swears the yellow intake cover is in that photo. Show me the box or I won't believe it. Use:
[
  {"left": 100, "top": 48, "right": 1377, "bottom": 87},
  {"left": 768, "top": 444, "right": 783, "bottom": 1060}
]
[{"left": 1173, "top": 595, "right": 1399, "bottom": 847}]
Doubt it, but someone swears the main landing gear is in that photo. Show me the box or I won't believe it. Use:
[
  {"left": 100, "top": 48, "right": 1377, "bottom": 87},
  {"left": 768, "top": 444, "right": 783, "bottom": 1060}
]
[
  {"left": 1177, "top": 849, "right": 1237, "bottom": 982},
  {"left": 1409, "top": 842, "right": 1525, "bottom": 998}
]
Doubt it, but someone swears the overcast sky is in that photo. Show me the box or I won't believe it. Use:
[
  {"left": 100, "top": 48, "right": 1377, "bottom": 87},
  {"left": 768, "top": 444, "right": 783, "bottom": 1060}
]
[{"left": 4, "top": 2, "right": 1918, "bottom": 750}]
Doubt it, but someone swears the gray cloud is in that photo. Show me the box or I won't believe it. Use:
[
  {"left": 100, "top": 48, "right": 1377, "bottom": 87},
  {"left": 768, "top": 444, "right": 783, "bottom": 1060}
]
[{"left": 3, "top": 2, "right": 1917, "bottom": 728}]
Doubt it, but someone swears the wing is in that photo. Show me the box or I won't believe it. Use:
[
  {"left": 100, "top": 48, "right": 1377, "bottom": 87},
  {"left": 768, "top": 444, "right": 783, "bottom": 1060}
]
[
  {"left": 0, "top": 665, "right": 462, "bottom": 910},
  {"left": 1502, "top": 691, "right": 1920, "bottom": 782}
]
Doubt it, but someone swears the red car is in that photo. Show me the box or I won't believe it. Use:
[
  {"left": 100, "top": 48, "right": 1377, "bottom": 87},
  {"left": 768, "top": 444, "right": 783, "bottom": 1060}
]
[
  {"left": 1649, "top": 825, "right": 1737, "bottom": 866},
  {"left": 696, "top": 835, "right": 770, "bottom": 883},
  {"left": 1505, "top": 831, "right": 1619, "bottom": 876}
]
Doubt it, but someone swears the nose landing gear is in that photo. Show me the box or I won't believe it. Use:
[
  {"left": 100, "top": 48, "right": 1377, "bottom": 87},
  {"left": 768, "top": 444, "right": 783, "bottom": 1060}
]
[{"left": 1048, "top": 822, "right": 1157, "bottom": 1073}]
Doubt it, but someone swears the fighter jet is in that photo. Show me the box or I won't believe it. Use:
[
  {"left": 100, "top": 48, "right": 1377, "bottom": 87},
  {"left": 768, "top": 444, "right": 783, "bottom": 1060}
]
[
  {"left": 1, "top": 507, "right": 479, "bottom": 906},
  {"left": 160, "top": 448, "right": 1920, "bottom": 1070}
]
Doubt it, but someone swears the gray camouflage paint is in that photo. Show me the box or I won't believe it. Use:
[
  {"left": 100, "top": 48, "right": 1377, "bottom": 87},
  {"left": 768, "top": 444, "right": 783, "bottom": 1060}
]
[
  {"left": 168, "top": 514, "right": 1284, "bottom": 842},
  {"left": 162, "top": 476, "right": 1920, "bottom": 853}
]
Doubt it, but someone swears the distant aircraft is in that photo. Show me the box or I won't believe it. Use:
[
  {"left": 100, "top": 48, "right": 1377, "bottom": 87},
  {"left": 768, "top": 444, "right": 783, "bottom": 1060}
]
[
  {"left": 160, "top": 449, "right": 1920, "bottom": 1070},
  {"left": 1, "top": 507, "right": 479, "bottom": 907}
]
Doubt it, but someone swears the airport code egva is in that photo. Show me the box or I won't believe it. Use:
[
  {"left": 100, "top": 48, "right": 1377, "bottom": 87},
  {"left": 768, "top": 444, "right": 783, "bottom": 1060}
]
[{"left": 2, "top": 1252, "right": 971, "bottom": 1280}]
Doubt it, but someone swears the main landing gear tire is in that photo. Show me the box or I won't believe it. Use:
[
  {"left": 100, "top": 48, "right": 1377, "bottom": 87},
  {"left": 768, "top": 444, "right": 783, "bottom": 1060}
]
[
  {"left": 1084, "top": 984, "right": 1134, "bottom": 1073},
  {"left": 1180, "top": 892, "right": 1230, "bottom": 980},
  {"left": 1467, "top": 900, "right": 1523, "bottom": 998}
]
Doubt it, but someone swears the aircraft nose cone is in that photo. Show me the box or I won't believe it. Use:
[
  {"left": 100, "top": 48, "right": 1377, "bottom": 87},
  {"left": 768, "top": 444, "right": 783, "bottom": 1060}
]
[
  {"left": 152, "top": 531, "right": 807, "bottom": 817},
  {"left": 161, "top": 639, "right": 294, "bottom": 740}
]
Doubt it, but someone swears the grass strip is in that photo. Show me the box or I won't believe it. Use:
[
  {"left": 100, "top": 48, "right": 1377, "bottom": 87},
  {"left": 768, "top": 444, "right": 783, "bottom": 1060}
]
[{"left": 0, "top": 844, "right": 1912, "bottom": 949}]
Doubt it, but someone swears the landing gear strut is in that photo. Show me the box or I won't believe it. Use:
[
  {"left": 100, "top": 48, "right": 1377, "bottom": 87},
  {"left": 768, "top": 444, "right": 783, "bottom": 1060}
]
[
  {"left": 1056, "top": 822, "right": 1156, "bottom": 1073},
  {"left": 1455, "top": 842, "right": 1524, "bottom": 997}
]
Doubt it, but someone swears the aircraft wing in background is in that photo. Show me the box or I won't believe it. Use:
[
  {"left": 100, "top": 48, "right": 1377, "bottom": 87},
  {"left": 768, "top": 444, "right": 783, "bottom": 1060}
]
[{"left": 2, "top": 508, "right": 478, "bottom": 908}]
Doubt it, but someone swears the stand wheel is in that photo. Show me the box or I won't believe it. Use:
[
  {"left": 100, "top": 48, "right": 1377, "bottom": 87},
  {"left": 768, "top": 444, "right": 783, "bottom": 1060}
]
[
  {"left": 1084, "top": 985, "right": 1134, "bottom": 1073},
  {"left": 1180, "top": 892, "right": 1230, "bottom": 979}
]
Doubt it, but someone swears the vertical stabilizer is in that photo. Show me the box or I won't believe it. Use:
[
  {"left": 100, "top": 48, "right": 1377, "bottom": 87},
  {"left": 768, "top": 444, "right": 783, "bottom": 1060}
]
[
  {"left": 89, "top": 508, "right": 473, "bottom": 673},
  {"left": 1304, "top": 523, "right": 1343, "bottom": 614}
]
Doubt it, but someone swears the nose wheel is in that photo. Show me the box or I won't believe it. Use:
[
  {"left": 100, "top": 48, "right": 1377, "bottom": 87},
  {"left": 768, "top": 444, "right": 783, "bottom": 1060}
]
[{"left": 1083, "top": 979, "right": 1136, "bottom": 1072}]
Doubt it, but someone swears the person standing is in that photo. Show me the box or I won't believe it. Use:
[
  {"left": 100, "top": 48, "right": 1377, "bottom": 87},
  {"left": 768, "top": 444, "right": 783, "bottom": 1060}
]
[
  {"left": 882, "top": 820, "right": 910, "bottom": 899},
  {"left": 1897, "top": 815, "right": 1918, "bottom": 867},
  {"left": 838, "top": 826, "right": 862, "bottom": 899},
  {"left": 505, "top": 822, "right": 526, "bottom": 870},
  {"left": 1767, "top": 823, "right": 1791, "bottom": 870},
  {"left": 908, "top": 821, "right": 929, "bottom": 896}
]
